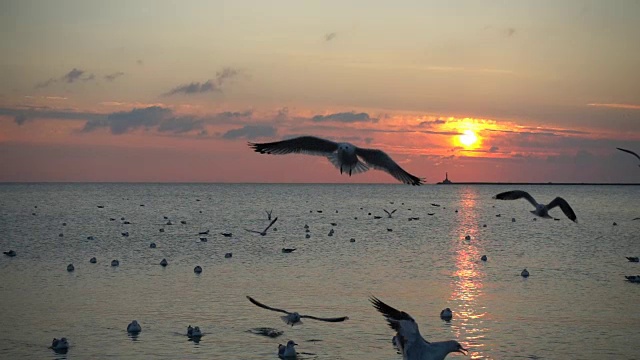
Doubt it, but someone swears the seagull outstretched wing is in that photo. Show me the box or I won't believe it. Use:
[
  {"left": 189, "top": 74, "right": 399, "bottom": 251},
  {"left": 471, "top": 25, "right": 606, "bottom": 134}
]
[
  {"left": 355, "top": 148, "right": 424, "bottom": 185},
  {"left": 547, "top": 197, "right": 577, "bottom": 222}
]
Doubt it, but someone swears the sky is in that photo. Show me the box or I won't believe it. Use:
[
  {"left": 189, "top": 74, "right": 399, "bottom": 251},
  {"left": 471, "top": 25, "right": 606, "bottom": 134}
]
[{"left": 1, "top": 0, "right": 639, "bottom": 183}]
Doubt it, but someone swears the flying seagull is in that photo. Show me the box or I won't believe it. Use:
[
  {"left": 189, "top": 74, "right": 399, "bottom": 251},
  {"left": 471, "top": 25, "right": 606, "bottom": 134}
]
[
  {"left": 616, "top": 147, "right": 640, "bottom": 166},
  {"left": 493, "top": 190, "right": 577, "bottom": 222},
  {"left": 248, "top": 136, "right": 424, "bottom": 185},
  {"left": 246, "top": 296, "right": 349, "bottom": 326},
  {"left": 370, "top": 296, "right": 468, "bottom": 359},
  {"left": 384, "top": 209, "right": 397, "bottom": 218},
  {"left": 245, "top": 217, "right": 278, "bottom": 236}
]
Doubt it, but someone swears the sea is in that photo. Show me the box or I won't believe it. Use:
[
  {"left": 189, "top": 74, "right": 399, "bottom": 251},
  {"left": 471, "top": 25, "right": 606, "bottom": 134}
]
[{"left": 0, "top": 183, "right": 638, "bottom": 360}]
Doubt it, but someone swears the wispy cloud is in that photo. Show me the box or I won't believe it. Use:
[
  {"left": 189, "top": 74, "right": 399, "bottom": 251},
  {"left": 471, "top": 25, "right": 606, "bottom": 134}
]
[
  {"left": 311, "top": 111, "right": 377, "bottom": 123},
  {"left": 35, "top": 68, "right": 96, "bottom": 88},
  {"left": 222, "top": 124, "right": 276, "bottom": 140},
  {"left": 104, "top": 72, "right": 125, "bottom": 81},
  {"left": 324, "top": 32, "right": 337, "bottom": 41},
  {"left": 419, "top": 119, "right": 446, "bottom": 127},
  {"left": 163, "top": 67, "right": 240, "bottom": 96},
  {"left": 587, "top": 103, "right": 640, "bottom": 110}
]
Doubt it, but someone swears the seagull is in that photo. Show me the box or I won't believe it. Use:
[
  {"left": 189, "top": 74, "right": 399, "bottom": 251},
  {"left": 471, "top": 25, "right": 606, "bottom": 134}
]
[
  {"left": 245, "top": 217, "right": 278, "bottom": 236},
  {"left": 282, "top": 248, "right": 296, "bottom": 253},
  {"left": 616, "top": 147, "right": 640, "bottom": 166},
  {"left": 370, "top": 296, "right": 468, "bottom": 359},
  {"left": 67, "top": 264, "right": 74, "bottom": 272},
  {"left": 493, "top": 190, "right": 577, "bottom": 222},
  {"left": 127, "top": 320, "right": 141, "bottom": 334},
  {"left": 384, "top": 209, "right": 397, "bottom": 218},
  {"left": 248, "top": 136, "right": 424, "bottom": 185},
  {"left": 521, "top": 269, "right": 530, "bottom": 278},
  {"left": 50, "top": 338, "right": 69, "bottom": 353},
  {"left": 440, "top": 308, "right": 452, "bottom": 321},
  {"left": 221, "top": 232, "right": 233, "bottom": 237},
  {"left": 278, "top": 340, "right": 298, "bottom": 359},
  {"left": 626, "top": 257, "right": 639, "bottom": 263},
  {"left": 246, "top": 296, "right": 349, "bottom": 326},
  {"left": 90, "top": 257, "right": 97, "bottom": 263},
  {"left": 3, "top": 250, "right": 16, "bottom": 257}
]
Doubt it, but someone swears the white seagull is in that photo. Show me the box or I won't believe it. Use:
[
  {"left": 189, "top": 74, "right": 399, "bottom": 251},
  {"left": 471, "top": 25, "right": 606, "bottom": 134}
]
[
  {"left": 370, "top": 296, "right": 468, "bottom": 360},
  {"left": 617, "top": 147, "right": 640, "bottom": 167},
  {"left": 248, "top": 136, "right": 424, "bottom": 185},
  {"left": 278, "top": 340, "right": 298, "bottom": 359},
  {"left": 246, "top": 296, "right": 349, "bottom": 326},
  {"left": 493, "top": 190, "right": 577, "bottom": 222},
  {"left": 245, "top": 217, "right": 278, "bottom": 236}
]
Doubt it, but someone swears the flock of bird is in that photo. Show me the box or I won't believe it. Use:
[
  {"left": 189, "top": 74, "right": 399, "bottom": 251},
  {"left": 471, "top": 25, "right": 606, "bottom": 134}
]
[{"left": 3, "top": 137, "right": 638, "bottom": 359}]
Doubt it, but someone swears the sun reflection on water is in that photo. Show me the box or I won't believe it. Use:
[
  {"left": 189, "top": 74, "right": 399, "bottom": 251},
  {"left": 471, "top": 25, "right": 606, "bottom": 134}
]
[{"left": 450, "top": 187, "right": 491, "bottom": 359}]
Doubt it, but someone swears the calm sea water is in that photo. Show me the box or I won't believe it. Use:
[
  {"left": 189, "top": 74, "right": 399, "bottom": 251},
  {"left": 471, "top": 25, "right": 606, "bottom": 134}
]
[{"left": 0, "top": 183, "right": 638, "bottom": 360}]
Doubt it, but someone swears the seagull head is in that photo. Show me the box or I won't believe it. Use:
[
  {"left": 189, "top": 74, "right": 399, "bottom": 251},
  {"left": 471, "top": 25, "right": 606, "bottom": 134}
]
[
  {"left": 337, "top": 143, "right": 355, "bottom": 154},
  {"left": 286, "top": 340, "right": 298, "bottom": 348}
]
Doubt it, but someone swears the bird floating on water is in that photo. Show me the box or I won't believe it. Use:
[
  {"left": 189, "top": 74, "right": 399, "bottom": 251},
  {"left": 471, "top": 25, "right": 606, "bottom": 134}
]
[
  {"left": 111, "top": 259, "right": 119, "bottom": 267},
  {"left": 127, "top": 320, "right": 141, "bottom": 334},
  {"left": 3, "top": 250, "right": 16, "bottom": 257},
  {"left": 370, "top": 296, "right": 468, "bottom": 360},
  {"left": 493, "top": 190, "right": 577, "bottom": 222},
  {"left": 248, "top": 136, "right": 424, "bottom": 185},
  {"left": 50, "top": 337, "right": 69, "bottom": 353},
  {"left": 246, "top": 296, "right": 349, "bottom": 326},
  {"left": 278, "top": 340, "right": 298, "bottom": 359},
  {"left": 521, "top": 269, "right": 530, "bottom": 278},
  {"left": 90, "top": 257, "right": 97, "bottom": 263},
  {"left": 282, "top": 248, "right": 296, "bottom": 253},
  {"left": 440, "top": 308, "right": 453, "bottom": 321},
  {"left": 67, "top": 264, "right": 74, "bottom": 272},
  {"left": 626, "top": 257, "right": 639, "bottom": 263},
  {"left": 194, "top": 265, "right": 202, "bottom": 274},
  {"left": 160, "top": 258, "right": 168, "bottom": 267}
]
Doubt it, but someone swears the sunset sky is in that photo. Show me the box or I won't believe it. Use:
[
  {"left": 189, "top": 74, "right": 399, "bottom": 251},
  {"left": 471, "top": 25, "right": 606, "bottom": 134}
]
[{"left": 1, "top": 0, "right": 639, "bottom": 183}]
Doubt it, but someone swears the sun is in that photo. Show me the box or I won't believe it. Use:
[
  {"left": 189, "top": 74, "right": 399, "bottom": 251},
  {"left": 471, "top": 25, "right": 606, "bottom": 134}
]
[{"left": 459, "top": 130, "right": 478, "bottom": 147}]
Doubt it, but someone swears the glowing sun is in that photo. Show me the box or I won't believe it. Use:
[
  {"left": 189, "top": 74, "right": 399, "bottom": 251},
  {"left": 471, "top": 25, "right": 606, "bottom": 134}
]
[{"left": 459, "top": 130, "right": 478, "bottom": 147}]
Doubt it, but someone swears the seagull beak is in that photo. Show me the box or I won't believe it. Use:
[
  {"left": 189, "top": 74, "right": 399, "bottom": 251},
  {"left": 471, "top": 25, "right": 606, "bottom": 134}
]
[{"left": 458, "top": 346, "right": 469, "bottom": 355}]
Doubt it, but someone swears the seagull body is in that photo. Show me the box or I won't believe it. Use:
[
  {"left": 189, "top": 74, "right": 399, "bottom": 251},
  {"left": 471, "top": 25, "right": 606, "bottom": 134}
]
[
  {"left": 3, "top": 250, "right": 16, "bottom": 257},
  {"left": 278, "top": 340, "right": 298, "bottom": 359},
  {"left": 282, "top": 248, "right": 296, "bottom": 253},
  {"left": 521, "top": 269, "right": 530, "bottom": 278},
  {"left": 493, "top": 190, "right": 577, "bottom": 222},
  {"left": 626, "top": 257, "right": 639, "bottom": 263},
  {"left": 90, "top": 257, "right": 97, "bottom": 263},
  {"left": 127, "top": 320, "right": 141, "bottom": 334},
  {"left": 384, "top": 209, "right": 397, "bottom": 218},
  {"left": 370, "top": 297, "right": 467, "bottom": 360},
  {"left": 248, "top": 136, "right": 424, "bottom": 185},
  {"left": 245, "top": 217, "right": 278, "bottom": 236},
  {"left": 246, "top": 296, "right": 349, "bottom": 326},
  {"left": 440, "top": 308, "right": 452, "bottom": 321},
  {"left": 617, "top": 147, "right": 640, "bottom": 166}
]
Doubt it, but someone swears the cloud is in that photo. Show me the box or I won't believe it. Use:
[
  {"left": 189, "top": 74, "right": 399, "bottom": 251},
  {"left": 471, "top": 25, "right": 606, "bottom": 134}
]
[
  {"left": 222, "top": 124, "right": 276, "bottom": 140},
  {"left": 157, "top": 117, "right": 204, "bottom": 134},
  {"left": 311, "top": 111, "right": 376, "bottom": 123},
  {"left": 325, "top": 32, "right": 337, "bottom": 41},
  {"left": 587, "top": 103, "right": 640, "bottom": 110},
  {"left": 62, "top": 68, "right": 86, "bottom": 83},
  {"left": 35, "top": 68, "right": 95, "bottom": 88},
  {"left": 419, "top": 119, "right": 446, "bottom": 127},
  {"left": 163, "top": 67, "right": 240, "bottom": 96},
  {"left": 164, "top": 80, "right": 219, "bottom": 95},
  {"left": 104, "top": 72, "right": 125, "bottom": 81},
  {"left": 81, "top": 106, "right": 204, "bottom": 135}
]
